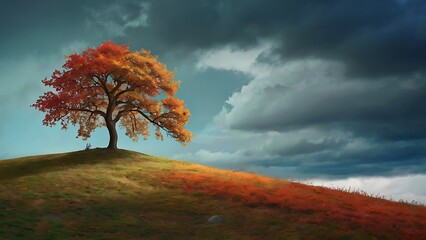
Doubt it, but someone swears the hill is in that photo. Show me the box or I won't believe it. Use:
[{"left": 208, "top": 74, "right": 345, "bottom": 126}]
[{"left": 0, "top": 149, "right": 425, "bottom": 239}]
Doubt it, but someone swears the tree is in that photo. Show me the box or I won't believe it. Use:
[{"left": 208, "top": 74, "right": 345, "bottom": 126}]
[{"left": 32, "top": 41, "right": 192, "bottom": 149}]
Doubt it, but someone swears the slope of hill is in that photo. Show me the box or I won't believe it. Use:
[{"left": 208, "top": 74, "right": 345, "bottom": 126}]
[{"left": 0, "top": 149, "right": 425, "bottom": 240}]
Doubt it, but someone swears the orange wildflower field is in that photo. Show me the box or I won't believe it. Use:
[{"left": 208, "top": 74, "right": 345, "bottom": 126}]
[{"left": 163, "top": 168, "right": 426, "bottom": 240}]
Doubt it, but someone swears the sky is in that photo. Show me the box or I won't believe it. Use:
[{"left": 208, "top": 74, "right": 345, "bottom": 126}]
[{"left": 1, "top": 0, "right": 425, "bottom": 203}]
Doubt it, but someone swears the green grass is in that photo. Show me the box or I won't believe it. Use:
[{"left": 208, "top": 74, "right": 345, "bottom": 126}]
[{"left": 0, "top": 149, "right": 423, "bottom": 239}]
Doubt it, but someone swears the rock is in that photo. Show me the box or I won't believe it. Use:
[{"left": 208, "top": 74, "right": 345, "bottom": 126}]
[{"left": 207, "top": 215, "right": 226, "bottom": 224}]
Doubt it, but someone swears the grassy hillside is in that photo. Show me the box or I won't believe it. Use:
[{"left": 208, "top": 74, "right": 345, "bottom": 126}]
[{"left": 0, "top": 149, "right": 425, "bottom": 240}]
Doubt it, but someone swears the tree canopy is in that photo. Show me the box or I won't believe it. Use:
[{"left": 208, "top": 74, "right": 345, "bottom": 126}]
[{"left": 32, "top": 41, "right": 192, "bottom": 149}]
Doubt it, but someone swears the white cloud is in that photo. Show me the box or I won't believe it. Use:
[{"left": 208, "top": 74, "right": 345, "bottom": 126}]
[
  {"left": 307, "top": 174, "right": 426, "bottom": 204},
  {"left": 212, "top": 56, "right": 425, "bottom": 140},
  {"left": 214, "top": 59, "right": 350, "bottom": 130},
  {"left": 196, "top": 40, "right": 275, "bottom": 76}
]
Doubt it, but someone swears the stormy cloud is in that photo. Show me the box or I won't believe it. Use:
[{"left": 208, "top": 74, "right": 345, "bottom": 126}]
[
  {"left": 123, "top": 0, "right": 426, "bottom": 77},
  {"left": 218, "top": 59, "right": 426, "bottom": 141}
]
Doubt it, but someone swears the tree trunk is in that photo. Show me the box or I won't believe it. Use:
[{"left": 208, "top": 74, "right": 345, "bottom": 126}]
[
  {"left": 106, "top": 120, "right": 118, "bottom": 149},
  {"left": 105, "top": 94, "right": 118, "bottom": 149}
]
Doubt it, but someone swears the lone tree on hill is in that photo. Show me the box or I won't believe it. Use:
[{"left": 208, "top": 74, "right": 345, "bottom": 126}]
[{"left": 32, "top": 41, "right": 192, "bottom": 149}]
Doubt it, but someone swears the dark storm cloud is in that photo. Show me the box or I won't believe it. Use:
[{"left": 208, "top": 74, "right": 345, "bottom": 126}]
[
  {"left": 226, "top": 77, "right": 426, "bottom": 141},
  {"left": 1, "top": 0, "right": 425, "bottom": 76},
  {"left": 124, "top": 0, "right": 426, "bottom": 77},
  {"left": 261, "top": 138, "right": 347, "bottom": 158},
  {"left": 210, "top": 55, "right": 426, "bottom": 177},
  {"left": 217, "top": 54, "right": 426, "bottom": 141},
  {"left": 3, "top": 0, "right": 424, "bottom": 77},
  {"left": 248, "top": 138, "right": 426, "bottom": 178}
]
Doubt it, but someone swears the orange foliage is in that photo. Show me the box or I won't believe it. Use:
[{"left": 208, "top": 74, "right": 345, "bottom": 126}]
[
  {"left": 162, "top": 171, "right": 426, "bottom": 240},
  {"left": 32, "top": 41, "right": 192, "bottom": 146}
]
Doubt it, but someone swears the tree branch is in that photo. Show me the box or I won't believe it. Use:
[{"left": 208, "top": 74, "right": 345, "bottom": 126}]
[
  {"left": 152, "top": 112, "right": 177, "bottom": 122},
  {"left": 92, "top": 74, "right": 109, "bottom": 96},
  {"left": 114, "top": 86, "right": 141, "bottom": 101},
  {"left": 134, "top": 109, "right": 171, "bottom": 134},
  {"left": 113, "top": 107, "right": 171, "bottom": 135},
  {"left": 110, "top": 80, "right": 124, "bottom": 94},
  {"left": 76, "top": 84, "right": 101, "bottom": 91},
  {"left": 58, "top": 107, "right": 106, "bottom": 118}
]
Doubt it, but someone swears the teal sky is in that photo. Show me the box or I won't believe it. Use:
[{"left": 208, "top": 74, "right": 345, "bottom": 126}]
[{"left": 1, "top": 0, "right": 426, "bottom": 203}]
